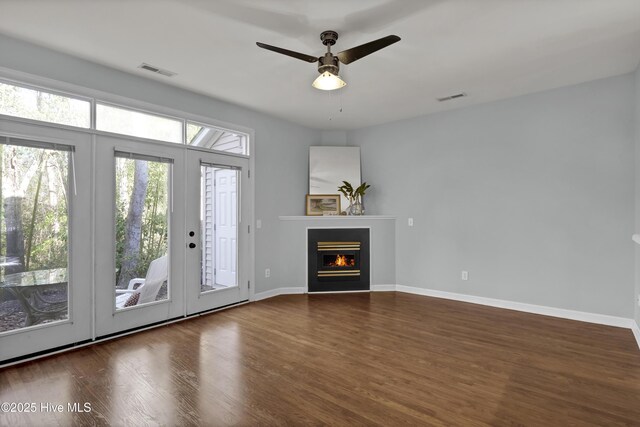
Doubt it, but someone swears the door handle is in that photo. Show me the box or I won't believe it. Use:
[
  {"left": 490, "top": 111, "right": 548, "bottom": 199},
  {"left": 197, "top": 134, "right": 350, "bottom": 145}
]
[{"left": 188, "top": 243, "right": 196, "bottom": 249}]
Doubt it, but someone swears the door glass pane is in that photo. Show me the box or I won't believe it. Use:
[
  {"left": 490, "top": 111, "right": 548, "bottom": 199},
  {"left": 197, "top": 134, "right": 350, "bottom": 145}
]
[
  {"left": 188, "top": 122, "right": 248, "bottom": 155},
  {"left": 114, "top": 157, "right": 169, "bottom": 309},
  {"left": 200, "top": 165, "right": 238, "bottom": 293},
  {"left": 0, "top": 143, "right": 69, "bottom": 332}
]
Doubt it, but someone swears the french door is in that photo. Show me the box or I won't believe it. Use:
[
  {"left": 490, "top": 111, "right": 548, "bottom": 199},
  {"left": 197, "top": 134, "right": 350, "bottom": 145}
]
[
  {"left": 0, "top": 120, "right": 92, "bottom": 361},
  {"left": 94, "top": 135, "right": 187, "bottom": 336},
  {"left": 184, "top": 149, "right": 250, "bottom": 315},
  {"left": 0, "top": 122, "right": 251, "bottom": 360},
  {"left": 94, "top": 136, "right": 250, "bottom": 337}
]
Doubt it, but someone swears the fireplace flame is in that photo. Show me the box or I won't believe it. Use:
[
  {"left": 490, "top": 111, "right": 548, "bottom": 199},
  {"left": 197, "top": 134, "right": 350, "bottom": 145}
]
[{"left": 329, "top": 254, "right": 355, "bottom": 267}]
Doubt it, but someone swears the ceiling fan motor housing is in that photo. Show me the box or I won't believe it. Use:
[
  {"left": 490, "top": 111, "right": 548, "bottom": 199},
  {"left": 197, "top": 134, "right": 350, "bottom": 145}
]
[
  {"left": 320, "top": 30, "right": 338, "bottom": 46},
  {"left": 318, "top": 53, "right": 340, "bottom": 75}
]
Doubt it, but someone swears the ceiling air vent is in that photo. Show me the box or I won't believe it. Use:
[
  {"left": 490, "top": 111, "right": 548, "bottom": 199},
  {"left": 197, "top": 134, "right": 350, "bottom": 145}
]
[
  {"left": 437, "top": 92, "right": 467, "bottom": 102},
  {"left": 138, "top": 63, "right": 176, "bottom": 77}
]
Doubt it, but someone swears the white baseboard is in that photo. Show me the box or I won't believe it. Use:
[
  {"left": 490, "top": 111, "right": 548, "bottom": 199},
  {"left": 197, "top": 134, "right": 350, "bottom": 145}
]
[
  {"left": 252, "top": 284, "right": 638, "bottom": 345},
  {"left": 252, "top": 287, "right": 305, "bottom": 302},
  {"left": 632, "top": 321, "right": 640, "bottom": 350},
  {"left": 396, "top": 285, "right": 635, "bottom": 329},
  {"left": 307, "top": 290, "right": 370, "bottom": 294},
  {"left": 254, "top": 285, "right": 395, "bottom": 301},
  {"left": 371, "top": 284, "right": 396, "bottom": 292}
]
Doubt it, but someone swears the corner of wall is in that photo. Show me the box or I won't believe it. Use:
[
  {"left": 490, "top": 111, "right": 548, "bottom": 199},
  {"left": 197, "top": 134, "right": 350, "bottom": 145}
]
[
  {"left": 635, "top": 63, "right": 640, "bottom": 327},
  {"left": 633, "top": 319, "right": 640, "bottom": 349},
  {"left": 319, "top": 130, "right": 348, "bottom": 146}
]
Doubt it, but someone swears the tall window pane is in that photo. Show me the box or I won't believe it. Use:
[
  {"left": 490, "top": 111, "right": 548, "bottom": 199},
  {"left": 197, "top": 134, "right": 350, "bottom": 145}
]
[
  {"left": 114, "top": 157, "right": 170, "bottom": 309},
  {"left": 0, "top": 81, "right": 90, "bottom": 128},
  {"left": 0, "top": 143, "right": 69, "bottom": 332},
  {"left": 200, "top": 165, "right": 238, "bottom": 292},
  {"left": 97, "top": 103, "right": 183, "bottom": 144}
]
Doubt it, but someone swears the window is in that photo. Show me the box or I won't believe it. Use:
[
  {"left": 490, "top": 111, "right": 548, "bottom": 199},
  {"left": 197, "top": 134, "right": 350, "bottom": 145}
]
[
  {"left": 0, "top": 79, "right": 249, "bottom": 154},
  {"left": 187, "top": 122, "right": 248, "bottom": 155},
  {"left": 97, "top": 103, "right": 183, "bottom": 144},
  {"left": 0, "top": 140, "right": 71, "bottom": 332},
  {"left": 114, "top": 154, "right": 170, "bottom": 309},
  {"left": 0, "top": 81, "right": 90, "bottom": 128},
  {"left": 200, "top": 164, "right": 238, "bottom": 292}
]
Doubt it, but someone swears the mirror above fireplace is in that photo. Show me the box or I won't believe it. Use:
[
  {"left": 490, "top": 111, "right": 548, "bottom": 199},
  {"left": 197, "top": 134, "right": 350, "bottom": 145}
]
[{"left": 309, "top": 146, "right": 361, "bottom": 211}]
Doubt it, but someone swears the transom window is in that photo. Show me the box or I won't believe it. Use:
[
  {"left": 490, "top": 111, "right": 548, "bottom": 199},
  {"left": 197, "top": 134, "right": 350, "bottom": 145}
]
[
  {"left": 97, "top": 103, "right": 183, "bottom": 144},
  {"left": 187, "top": 122, "right": 247, "bottom": 154},
  {"left": 0, "top": 81, "right": 90, "bottom": 128},
  {"left": 0, "top": 80, "right": 249, "bottom": 155}
]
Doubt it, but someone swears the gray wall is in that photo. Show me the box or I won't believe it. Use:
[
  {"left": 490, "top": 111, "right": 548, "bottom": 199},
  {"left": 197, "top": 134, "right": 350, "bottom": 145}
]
[
  {"left": 320, "top": 130, "right": 348, "bottom": 146},
  {"left": 1, "top": 34, "right": 637, "bottom": 317},
  {"left": 0, "top": 34, "right": 320, "bottom": 294},
  {"left": 349, "top": 75, "right": 635, "bottom": 317},
  {"left": 635, "top": 64, "right": 640, "bottom": 326}
]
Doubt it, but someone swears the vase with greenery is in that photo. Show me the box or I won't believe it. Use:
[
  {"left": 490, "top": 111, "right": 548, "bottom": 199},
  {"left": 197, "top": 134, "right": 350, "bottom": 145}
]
[{"left": 338, "top": 181, "right": 370, "bottom": 215}]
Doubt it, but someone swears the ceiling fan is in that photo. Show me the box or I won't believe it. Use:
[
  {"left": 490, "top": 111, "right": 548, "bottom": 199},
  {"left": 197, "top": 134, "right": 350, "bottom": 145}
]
[{"left": 256, "top": 31, "right": 401, "bottom": 91}]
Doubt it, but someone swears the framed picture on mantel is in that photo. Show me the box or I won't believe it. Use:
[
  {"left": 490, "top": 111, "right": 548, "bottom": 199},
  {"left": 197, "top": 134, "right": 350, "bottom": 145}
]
[{"left": 306, "top": 194, "right": 341, "bottom": 216}]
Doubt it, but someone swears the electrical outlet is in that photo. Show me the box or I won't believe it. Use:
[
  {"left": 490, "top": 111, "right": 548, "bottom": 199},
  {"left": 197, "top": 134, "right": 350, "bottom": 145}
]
[
  {"left": 408, "top": 218, "right": 414, "bottom": 227},
  {"left": 256, "top": 219, "right": 262, "bottom": 229},
  {"left": 461, "top": 271, "right": 469, "bottom": 281},
  {"left": 265, "top": 268, "right": 271, "bottom": 278}
]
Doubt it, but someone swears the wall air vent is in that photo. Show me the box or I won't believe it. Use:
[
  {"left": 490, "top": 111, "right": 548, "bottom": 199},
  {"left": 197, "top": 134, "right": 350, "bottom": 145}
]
[
  {"left": 138, "top": 63, "right": 177, "bottom": 77},
  {"left": 437, "top": 92, "right": 467, "bottom": 102}
]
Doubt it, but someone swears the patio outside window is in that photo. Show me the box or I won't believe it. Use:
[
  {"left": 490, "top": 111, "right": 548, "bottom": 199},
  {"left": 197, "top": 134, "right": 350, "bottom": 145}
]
[
  {"left": 114, "top": 155, "right": 170, "bottom": 309},
  {"left": 0, "top": 141, "right": 70, "bottom": 332}
]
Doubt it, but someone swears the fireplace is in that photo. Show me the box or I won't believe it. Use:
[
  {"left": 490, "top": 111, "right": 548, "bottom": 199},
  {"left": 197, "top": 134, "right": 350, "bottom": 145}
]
[{"left": 308, "top": 228, "right": 370, "bottom": 292}]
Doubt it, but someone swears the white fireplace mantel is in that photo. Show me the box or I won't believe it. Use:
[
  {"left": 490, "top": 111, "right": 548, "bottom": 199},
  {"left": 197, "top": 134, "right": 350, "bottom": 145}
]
[{"left": 279, "top": 215, "right": 396, "bottom": 221}]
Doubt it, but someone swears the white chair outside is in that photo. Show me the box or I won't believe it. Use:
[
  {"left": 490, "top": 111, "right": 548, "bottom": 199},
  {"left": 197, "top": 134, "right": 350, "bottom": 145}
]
[{"left": 115, "top": 255, "right": 168, "bottom": 309}]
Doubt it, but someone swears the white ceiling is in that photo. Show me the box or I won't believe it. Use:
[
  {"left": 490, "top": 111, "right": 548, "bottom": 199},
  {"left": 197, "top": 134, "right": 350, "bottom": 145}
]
[{"left": 1, "top": 0, "right": 639, "bottom": 130}]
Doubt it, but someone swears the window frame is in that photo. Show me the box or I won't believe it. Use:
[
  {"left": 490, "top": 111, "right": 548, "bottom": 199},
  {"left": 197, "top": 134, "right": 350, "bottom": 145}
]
[
  {"left": 0, "top": 77, "right": 92, "bottom": 129},
  {"left": 96, "top": 100, "right": 184, "bottom": 145},
  {"left": 0, "top": 74, "right": 252, "bottom": 157}
]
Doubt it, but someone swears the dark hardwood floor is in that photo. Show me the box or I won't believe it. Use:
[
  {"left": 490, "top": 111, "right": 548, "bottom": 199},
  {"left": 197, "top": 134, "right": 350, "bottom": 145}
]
[{"left": 1, "top": 292, "right": 639, "bottom": 426}]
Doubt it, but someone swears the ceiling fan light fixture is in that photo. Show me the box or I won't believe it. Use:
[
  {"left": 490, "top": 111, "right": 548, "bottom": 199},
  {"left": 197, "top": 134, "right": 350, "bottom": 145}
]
[
  {"left": 312, "top": 72, "right": 347, "bottom": 91},
  {"left": 257, "top": 31, "right": 400, "bottom": 91}
]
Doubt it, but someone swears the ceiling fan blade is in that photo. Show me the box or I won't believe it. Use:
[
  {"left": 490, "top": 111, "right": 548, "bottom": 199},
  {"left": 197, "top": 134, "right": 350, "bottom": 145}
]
[
  {"left": 256, "top": 42, "right": 318, "bottom": 63},
  {"left": 337, "top": 35, "right": 401, "bottom": 65}
]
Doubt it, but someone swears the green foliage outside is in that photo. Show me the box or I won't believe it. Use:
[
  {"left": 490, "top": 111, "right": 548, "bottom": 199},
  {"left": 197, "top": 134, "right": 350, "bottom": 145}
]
[
  {"left": 115, "top": 158, "right": 169, "bottom": 285},
  {"left": 186, "top": 123, "right": 203, "bottom": 144},
  {"left": 0, "top": 83, "right": 168, "bottom": 283},
  {"left": 0, "top": 82, "right": 90, "bottom": 128},
  {"left": 0, "top": 141, "right": 69, "bottom": 277},
  {"left": 0, "top": 83, "right": 86, "bottom": 277}
]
